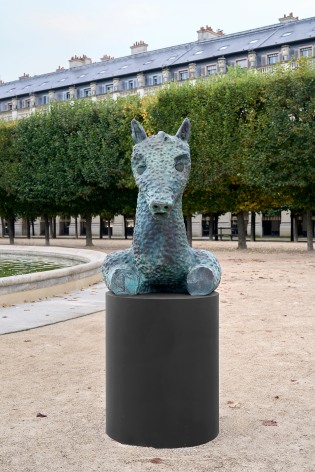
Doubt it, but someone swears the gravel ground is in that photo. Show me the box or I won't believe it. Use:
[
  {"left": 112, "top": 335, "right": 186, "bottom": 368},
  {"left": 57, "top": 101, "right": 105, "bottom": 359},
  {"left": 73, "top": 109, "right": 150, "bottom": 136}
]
[{"left": 0, "top": 239, "right": 314, "bottom": 472}]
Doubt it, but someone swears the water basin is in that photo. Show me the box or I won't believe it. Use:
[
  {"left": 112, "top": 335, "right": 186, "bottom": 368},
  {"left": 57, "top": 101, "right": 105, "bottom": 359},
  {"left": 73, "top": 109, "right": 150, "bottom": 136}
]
[
  {"left": 0, "top": 246, "right": 105, "bottom": 306},
  {"left": 0, "top": 254, "right": 79, "bottom": 278}
]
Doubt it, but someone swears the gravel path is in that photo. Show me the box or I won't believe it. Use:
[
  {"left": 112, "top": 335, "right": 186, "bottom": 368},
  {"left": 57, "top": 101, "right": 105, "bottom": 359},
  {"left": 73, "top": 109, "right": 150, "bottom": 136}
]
[{"left": 0, "top": 239, "right": 314, "bottom": 472}]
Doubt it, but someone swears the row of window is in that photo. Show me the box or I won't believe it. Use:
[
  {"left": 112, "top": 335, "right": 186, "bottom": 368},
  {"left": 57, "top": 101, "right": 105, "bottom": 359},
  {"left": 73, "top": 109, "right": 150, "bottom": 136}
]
[
  {"left": 1, "top": 46, "right": 313, "bottom": 113},
  {"left": 0, "top": 75, "right": 164, "bottom": 111}
]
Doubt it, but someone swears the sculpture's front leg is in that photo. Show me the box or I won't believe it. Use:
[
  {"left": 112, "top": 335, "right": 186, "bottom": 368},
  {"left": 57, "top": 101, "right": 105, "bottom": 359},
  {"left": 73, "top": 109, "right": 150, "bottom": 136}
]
[
  {"left": 186, "top": 249, "right": 221, "bottom": 296},
  {"left": 102, "top": 249, "right": 140, "bottom": 295}
]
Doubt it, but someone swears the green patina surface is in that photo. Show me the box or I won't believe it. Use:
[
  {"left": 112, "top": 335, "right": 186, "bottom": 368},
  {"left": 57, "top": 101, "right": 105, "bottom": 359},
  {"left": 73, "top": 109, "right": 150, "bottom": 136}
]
[{"left": 102, "top": 119, "right": 221, "bottom": 296}]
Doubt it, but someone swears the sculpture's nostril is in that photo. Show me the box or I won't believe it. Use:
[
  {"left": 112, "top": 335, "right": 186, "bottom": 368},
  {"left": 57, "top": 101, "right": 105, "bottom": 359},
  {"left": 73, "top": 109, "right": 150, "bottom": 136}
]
[{"left": 150, "top": 201, "right": 173, "bottom": 214}]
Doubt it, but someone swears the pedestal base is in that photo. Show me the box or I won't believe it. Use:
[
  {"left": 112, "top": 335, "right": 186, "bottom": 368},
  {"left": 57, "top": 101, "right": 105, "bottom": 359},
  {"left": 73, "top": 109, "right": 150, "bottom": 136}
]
[{"left": 106, "top": 291, "right": 219, "bottom": 448}]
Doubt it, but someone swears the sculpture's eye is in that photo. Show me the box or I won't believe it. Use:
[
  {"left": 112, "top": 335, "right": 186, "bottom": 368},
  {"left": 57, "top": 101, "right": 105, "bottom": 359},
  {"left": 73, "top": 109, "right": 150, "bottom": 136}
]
[
  {"left": 137, "top": 163, "right": 146, "bottom": 175},
  {"left": 175, "top": 153, "right": 189, "bottom": 172},
  {"left": 175, "top": 162, "right": 185, "bottom": 172}
]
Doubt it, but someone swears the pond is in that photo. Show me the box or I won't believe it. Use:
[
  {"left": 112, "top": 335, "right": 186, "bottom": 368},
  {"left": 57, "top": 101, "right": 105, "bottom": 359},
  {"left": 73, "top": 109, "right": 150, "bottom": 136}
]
[{"left": 0, "top": 254, "right": 79, "bottom": 278}]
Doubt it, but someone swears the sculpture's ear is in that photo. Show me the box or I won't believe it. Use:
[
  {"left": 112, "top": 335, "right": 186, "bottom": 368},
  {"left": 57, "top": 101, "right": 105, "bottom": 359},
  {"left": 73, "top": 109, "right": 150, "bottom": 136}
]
[
  {"left": 131, "top": 119, "right": 147, "bottom": 143},
  {"left": 176, "top": 118, "right": 190, "bottom": 142}
]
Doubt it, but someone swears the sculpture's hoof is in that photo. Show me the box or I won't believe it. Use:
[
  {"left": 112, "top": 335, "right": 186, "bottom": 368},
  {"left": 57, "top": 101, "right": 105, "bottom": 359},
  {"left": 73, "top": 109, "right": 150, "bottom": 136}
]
[
  {"left": 109, "top": 267, "right": 139, "bottom": 295},
  {"left": 187, "top": 265, "right": 215, "bottom": 296}
]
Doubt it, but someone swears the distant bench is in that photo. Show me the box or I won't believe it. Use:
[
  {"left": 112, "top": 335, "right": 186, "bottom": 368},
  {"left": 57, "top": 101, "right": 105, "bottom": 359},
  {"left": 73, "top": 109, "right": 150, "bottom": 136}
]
[{"left": 214, "top": 227, "right": 238, "bottom": 241}]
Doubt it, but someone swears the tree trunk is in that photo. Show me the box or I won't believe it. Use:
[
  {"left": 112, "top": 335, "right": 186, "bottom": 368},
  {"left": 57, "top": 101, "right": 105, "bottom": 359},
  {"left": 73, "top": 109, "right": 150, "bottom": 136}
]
[
  {"left": 1, "top": 217, "right": 5, "bottom": 237},
  {"left": 293, "top": 216, "right": 299, "bottom": 242},
  {"left": 99, "top": 218, "right": 103, "bottom": 239},
  {"left": 107, "top": 220, "right": 112, "bottom": 239},
  {"left": 26, "top": 218, "right": 31, "bottom": 239},
  {"left": 85, "top": 213, "right": 93, "bottom": 246},
  {"left": 208, "top": 214, "right": 214, "bottom": 240},
  {"left": 31, "top": 220, "right": 35, "bottom": 237},
  {"left": 8, "top": 216, "right": 15, "bottom": 245},
  {"left": 185, "top": 215, "right": 193, "bottom": 247},
  {"left": 75, "top": 216, "right": 78, "bottom": 239},
  {"left": 44, "top": 215, "right": 50, "bottom": 246},
  {"left": 305, "top": 209, "right": 314, "bottom": 251},
  {"left": 52, "top": 217, "right": 56, "bottom": 238},
  {"left": 124, "top": 216, "right": 128, "bottom": 239},
  {"left": 237, "top": 211, "right": 247, "bottom": 249},
  {"left": 250, "top": 212, "right": 256, "bottom": 242},
  {"left": 214, "top": 214, "right": 219, "bottom": 241}
]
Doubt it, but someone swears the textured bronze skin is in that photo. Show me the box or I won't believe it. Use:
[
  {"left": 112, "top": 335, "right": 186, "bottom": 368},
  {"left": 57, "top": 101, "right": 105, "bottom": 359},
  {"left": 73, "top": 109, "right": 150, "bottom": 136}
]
[{"left": 102, "top": 119, "right": 221, "bottom": 295}]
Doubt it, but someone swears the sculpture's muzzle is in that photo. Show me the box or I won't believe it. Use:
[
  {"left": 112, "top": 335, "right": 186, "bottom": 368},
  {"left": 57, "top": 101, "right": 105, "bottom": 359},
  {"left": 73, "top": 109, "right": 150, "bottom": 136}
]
[{"left": 149, "top": 200, "right": 173, "bottom": 215}]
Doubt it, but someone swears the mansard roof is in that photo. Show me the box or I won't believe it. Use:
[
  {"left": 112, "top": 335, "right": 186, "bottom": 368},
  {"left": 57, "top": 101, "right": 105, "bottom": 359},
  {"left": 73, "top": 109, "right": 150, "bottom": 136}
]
[{"left": 0, "top": 16, "right": 314, "bottom": 100}]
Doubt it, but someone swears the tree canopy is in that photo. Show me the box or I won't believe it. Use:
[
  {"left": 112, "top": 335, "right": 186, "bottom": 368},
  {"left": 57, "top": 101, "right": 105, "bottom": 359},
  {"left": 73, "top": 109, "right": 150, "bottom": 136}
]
[{"left": 0, "top": 60, "right": 314, "bottom": 249}]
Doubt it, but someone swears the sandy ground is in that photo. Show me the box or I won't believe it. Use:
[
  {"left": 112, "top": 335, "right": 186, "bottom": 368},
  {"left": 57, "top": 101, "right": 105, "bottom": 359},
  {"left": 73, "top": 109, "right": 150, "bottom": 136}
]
[{"left": 0, "top": 239, "right": 314, "bottom": 472}]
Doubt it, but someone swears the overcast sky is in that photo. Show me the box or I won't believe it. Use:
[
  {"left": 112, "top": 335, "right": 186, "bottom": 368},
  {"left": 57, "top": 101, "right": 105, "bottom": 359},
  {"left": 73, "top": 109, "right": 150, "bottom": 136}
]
[{"left": 1, "top": 0, "right": 314, "bottom": 83}]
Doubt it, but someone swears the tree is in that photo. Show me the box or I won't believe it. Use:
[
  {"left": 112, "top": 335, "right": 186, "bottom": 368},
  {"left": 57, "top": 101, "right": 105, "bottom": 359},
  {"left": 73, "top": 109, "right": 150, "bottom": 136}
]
[
  {"left": 0, "top": 122, "right": 19, "bottom": 244},
  {"left": 245, "top": 59, "right": 315, "bottom": 250}
]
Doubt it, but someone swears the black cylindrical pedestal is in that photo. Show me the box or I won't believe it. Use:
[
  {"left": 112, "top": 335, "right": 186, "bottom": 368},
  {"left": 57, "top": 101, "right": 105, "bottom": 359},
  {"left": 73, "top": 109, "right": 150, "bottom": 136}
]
[{"left": 106, "top": 292, "right": 219, "bottom": 448}]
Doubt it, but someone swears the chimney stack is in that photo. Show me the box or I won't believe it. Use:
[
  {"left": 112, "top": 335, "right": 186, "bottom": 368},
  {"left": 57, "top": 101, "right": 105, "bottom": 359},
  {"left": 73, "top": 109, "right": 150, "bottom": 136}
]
[
  {"left": 100, "top": 54, "right": 114, "bottom": 61},
  {"left": 197, "top": 25, "right": 224, "bottom": 41},
  {"left": 279, "top": 12, "right": 299, "bottom": 23},
  {"left": 68, "top": 54, "right": 92, "bottom": 69},
  {"left": 130, "top": 40, "right": 148, "bottom": 55},
  {"left": 19, "top": 73, "right": 30, "bottom": 80}
]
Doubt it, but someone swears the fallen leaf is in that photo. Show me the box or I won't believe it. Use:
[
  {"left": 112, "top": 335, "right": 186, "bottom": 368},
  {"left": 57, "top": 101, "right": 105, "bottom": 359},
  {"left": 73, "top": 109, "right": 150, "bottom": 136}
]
[
  {"left": 228, "top": 401, "right": 241, "bottom": 409},
  {"left": 150, "top": 458, "right": 162, "bottom": 464},
  {"left": 261, "top": 419, "right": 277, "bottom": 426},
  {"left": 36, "top": 413, "right": 47, "bottom": 418}
]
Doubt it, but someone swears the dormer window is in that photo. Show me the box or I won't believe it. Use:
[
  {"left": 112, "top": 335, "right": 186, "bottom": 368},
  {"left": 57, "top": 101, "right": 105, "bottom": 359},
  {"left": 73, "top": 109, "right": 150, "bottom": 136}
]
[
  {"left": 207, "top": 64, "right": 217, "bottom": 75},
  {"left": 81, "top": 87, "right": 91, "bottom": 97},
  {"left": 236, "top": 59, "right": 248, "bottom": 68},
  {"left": 179, "top": 70, "right": 189, "bottom": 80},
  {"left": 267, "top": 53, "right": 279, "bottom": 64},
  {"left": 300, "top": 47, "right": 312, "bottom": 57}
]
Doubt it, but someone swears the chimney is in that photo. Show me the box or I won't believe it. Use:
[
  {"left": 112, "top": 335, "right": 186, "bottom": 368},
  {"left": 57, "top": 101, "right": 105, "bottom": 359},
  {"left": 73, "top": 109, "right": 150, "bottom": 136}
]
[
  {"left": 19, "top": 72, "right": 30, "bottom": 80},
  {"left": 100, "top": 54, "right": 114, "bottom": 61},
  {"left": 68, "top": 54, "right": 92, "bottom": 69},
  {"left": 130, "top": 40, "right": 148, "bottom": 55},
  {"left": 197, "top": 25, "right": 224, "bottom": 41},
  {"left": 279, "top": 12, "right": 299, "bottom": 23}
]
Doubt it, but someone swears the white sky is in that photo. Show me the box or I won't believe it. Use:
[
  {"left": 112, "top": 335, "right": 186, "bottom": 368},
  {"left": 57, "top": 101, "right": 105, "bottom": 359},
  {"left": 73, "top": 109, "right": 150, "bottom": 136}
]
[{"left": 1, "top": 0, "right": 314, "bottom": 83}]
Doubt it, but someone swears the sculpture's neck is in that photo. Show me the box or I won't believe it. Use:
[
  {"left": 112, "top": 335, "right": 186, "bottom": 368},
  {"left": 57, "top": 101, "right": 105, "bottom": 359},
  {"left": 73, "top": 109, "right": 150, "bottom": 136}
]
[{"left": 134, "top": 191, "right": 188, "bottom": 243}]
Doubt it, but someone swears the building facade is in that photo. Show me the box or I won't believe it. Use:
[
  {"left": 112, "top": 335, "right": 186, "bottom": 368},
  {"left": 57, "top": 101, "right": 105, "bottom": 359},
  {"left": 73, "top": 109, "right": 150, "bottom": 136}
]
[{"left": 1, "top": 13, "right": 314, "bottom": 239}]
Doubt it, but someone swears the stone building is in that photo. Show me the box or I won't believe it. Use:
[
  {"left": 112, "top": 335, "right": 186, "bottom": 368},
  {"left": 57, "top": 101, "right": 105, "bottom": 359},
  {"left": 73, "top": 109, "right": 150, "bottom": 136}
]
[{"left": 0, "top": 14, "right": 314, "bottom": 239}]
